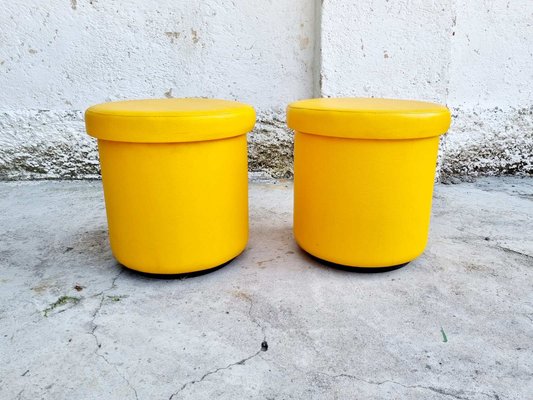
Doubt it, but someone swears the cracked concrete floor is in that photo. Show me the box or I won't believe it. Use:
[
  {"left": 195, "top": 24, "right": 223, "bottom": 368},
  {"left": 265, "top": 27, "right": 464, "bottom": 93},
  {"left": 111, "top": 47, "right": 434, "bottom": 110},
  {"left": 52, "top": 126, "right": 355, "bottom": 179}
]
[{"left": 0, "top": 178, "right": 532, "bottom": 400}]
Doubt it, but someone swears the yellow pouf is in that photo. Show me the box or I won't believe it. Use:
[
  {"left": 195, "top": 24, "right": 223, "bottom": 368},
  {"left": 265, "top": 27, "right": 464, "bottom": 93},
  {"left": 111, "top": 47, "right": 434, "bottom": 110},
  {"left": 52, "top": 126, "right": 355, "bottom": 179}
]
[
  {"left": 85, "top": 98, "right": 256, "bottom": 274},
  {"left": 287, "top": 98, "right": 451, "bottom": 268}
]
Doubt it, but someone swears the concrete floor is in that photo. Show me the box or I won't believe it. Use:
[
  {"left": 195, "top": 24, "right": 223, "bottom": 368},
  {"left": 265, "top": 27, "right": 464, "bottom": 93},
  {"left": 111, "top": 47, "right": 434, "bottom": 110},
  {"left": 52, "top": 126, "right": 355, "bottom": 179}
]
[{"left": 0, "top": 178, "right": 532, "bottom": 400}]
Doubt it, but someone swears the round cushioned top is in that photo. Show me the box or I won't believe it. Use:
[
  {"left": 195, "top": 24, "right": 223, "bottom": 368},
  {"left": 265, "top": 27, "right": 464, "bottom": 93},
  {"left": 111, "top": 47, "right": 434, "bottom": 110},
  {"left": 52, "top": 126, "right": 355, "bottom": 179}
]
[
  {"left": 85, "top": 98, "right": 256, "bottom": 143},
  {"left": 287, "top": 98, "right": 451, "bottom": 140}
]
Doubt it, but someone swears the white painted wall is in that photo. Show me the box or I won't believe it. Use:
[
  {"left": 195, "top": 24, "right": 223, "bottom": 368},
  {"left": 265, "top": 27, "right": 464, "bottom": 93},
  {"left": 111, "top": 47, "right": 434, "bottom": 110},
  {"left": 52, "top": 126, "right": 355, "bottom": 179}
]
[
  {"left": 1, "top": 0, "right": 315, "bottom": 111},
  {"left": 0, "top": 0, "right": 531, "bottom": 179},
  {"left": 321, "top": 0, "right": 533, "bottom": 177},
  {"left": 448, "top": 0, "right": 531, "bottom": 108},
  {"left": 444, "top": 0, "right": 533, "bottom": 176},
  {"left": 321, "top": 0, "right": 453, "bottom": 103},
  {"left": 0, "top": 0, "right": 316, "bottom": 179}
]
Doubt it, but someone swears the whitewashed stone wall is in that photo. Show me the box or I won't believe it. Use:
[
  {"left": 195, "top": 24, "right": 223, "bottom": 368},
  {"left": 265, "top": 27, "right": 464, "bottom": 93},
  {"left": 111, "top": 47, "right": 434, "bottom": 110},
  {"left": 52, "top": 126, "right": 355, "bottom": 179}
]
[{"left": 0, "top": 0, "right": 531, "bottom": 179}]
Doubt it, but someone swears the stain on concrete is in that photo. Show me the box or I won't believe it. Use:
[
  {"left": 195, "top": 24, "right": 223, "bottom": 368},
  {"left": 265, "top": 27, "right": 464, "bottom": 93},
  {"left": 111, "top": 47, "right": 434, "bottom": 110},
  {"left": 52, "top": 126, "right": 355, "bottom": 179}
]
[
  {"left": 190, "top": 29, "right": 199, "bottom": 44},
  {"left": 32, "top": 280, "right": 58, "bottom": 294},
  {"left": 233, "top": 290, "right": 252, "bottom": 303},
  {"left": 299, "top": 36, "right": 310, "bottom": 50},
  {"left": 28, "top": 49, "right": 38, "bottom": 54},
  {"left": 164, "top": 31, "right": 180, "bottom": 44},
  {"left": 70, "top": 0, "right": 77, "bottom": 11},
  {"left": 257, "top": 258, "right": 275, "bottom": 267},
  {"left": 107, "top": 295, "right": 127, "bottom": 302}
]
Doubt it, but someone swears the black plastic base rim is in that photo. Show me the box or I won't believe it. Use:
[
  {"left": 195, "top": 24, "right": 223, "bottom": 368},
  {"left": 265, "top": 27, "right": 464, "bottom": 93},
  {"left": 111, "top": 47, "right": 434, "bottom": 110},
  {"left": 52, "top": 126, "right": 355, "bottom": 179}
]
[
  {"left": 304, "top": 251, "right": 410, "bottom": 273},
  {"left": 118, "top": 257, "right": 236, "bottom": 280}
]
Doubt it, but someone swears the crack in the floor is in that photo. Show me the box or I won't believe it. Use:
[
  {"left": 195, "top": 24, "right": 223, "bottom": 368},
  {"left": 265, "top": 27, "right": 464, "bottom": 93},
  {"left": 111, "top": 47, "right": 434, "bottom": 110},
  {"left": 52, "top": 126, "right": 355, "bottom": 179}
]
[
  {"left": 245, "top": 294, "right": 268, "bottom": 344},
  {"left": 89, "top": 268, "right": 124, "bottom": 333},
  {"left": 87, "top": 268, "right": 138, "bottom": 400},
  {"left": 493, "top": 245, "right": 533, "bottom": 260},
  {"left": 167, "top": 294, "right": 268, "bottom": 399},
  {"left": 168, "top": 349, "right": 263, "bottom": 400},
  {"left": 317, "top": 371, "right": 497, "bottom": 399}
]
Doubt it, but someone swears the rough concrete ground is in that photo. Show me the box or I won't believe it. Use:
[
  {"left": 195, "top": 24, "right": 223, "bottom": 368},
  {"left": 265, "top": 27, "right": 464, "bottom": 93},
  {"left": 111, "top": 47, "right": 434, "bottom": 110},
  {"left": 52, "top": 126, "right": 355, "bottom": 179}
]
[{"left": 0, "top": 178, "right": 532, "bottom": 400}]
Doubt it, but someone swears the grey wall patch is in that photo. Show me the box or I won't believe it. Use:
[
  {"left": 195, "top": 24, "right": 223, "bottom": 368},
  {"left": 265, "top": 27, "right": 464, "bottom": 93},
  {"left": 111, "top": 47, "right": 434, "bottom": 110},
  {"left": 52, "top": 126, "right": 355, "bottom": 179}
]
[
  {"left": 441, "top": 106, "right": 533, "bottom": 178},
  {"left": 0, "top": 108, "right": 531, "bottom": 181},
  {"left": 0, "top": 110, "right": 99, "bottom": 180}
]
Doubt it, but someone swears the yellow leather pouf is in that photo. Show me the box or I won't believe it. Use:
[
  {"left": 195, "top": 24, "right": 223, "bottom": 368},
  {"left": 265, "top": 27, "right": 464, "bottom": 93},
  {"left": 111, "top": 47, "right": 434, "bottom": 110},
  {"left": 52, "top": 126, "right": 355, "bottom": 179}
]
[
  {"left": 85, "top": 98, "right": 256, "bottom": 274},
  {"left": 287, "top": 98, "right": 451, "bottom": 268}
]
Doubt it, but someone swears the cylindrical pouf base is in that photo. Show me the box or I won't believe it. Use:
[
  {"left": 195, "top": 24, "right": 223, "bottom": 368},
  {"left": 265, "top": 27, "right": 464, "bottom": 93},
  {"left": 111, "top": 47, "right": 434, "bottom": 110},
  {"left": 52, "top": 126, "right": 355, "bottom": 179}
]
[
  {"left": 98, "top": 135, "right": 248, "bottom": 274},
  {"left": 294, "top": 131, "right": 440, "bottom": 268}
]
